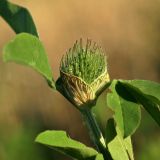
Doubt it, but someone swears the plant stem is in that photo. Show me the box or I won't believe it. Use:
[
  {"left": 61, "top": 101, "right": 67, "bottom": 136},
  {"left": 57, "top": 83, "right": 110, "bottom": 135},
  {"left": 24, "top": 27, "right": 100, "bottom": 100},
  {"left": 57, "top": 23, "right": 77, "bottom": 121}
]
[{"left": 81, "top": 108, "right": 112, "bottom": 160}]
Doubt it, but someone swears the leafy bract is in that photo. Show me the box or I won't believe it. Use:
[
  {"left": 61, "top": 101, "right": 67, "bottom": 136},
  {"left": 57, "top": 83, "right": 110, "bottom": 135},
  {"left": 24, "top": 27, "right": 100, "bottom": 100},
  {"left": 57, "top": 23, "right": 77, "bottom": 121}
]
[
  {"left": 3, "top": 33, "right": 55, "bottom": 88},
  {"left": 105, "top": 119, "right": 134, "bottom": 160},
  {"left": 35, "top": 130, "right": 103, "bottom": 160},
  {"left": 107, "top": 80, "right": 141, "bottom": 137},
  {"left": 119, "top": 80, "right": 160, "bottom": 126},
  {"left": 0, "top": 0, "right": 38, "bottom": 36}
]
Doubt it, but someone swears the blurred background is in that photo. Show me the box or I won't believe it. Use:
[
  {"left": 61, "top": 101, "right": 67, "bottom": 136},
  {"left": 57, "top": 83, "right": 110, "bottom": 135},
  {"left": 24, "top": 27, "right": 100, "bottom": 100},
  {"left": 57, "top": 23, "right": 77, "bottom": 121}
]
[{"left": 0, "top": 0, "right": 160, "bottom": 159}]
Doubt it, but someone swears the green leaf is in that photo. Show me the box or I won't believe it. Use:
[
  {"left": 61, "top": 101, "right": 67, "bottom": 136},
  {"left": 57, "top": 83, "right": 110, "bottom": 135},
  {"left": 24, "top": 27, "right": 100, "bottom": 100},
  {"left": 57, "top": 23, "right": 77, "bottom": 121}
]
[
  {"left": 0, "top": 0, "right": 38, "bottom": 36},
  {"left": 126, "top": 80, "right": 160, "bottom": 102},
  {"left": 119, "top": 80, "right": 160, "bottom": 126},
  {"left": 95, "top": 154, "right": 104, "bottom": 160},
  {"left": 105, "top": 119, "right": 134, "bottom": 160},
  {"left": 123, "top": 135, "right": 134, "bottom": 160},
  {"left": 107, "top": 80, "right": 141, "bottom": 137},
  {"left": 35, "top": 130, "right": 102, "bottom": 160},
  {"left": 3, "top": 33, "right": 55, "bottom": 88}
]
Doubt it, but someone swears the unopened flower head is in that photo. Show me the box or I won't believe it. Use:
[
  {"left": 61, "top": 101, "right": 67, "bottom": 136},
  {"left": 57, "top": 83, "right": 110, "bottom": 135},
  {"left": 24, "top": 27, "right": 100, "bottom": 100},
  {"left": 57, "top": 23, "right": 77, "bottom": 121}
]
[{"left": 60, "top": 39, "right": 110, "bottom": 108}]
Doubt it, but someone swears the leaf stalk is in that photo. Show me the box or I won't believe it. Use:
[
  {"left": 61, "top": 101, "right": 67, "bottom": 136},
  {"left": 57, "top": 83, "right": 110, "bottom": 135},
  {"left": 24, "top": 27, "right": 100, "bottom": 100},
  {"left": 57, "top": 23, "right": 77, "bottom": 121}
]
[{"left": 81, "top": 107, "right": 112, "bottom": 160}]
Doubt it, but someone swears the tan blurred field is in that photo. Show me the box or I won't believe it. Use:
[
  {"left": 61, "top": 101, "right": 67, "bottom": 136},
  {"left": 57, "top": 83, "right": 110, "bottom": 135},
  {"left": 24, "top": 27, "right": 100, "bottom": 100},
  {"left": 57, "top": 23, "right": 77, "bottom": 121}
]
[{"left": 0, "top": 0, "right": 160, "bottom": 159}]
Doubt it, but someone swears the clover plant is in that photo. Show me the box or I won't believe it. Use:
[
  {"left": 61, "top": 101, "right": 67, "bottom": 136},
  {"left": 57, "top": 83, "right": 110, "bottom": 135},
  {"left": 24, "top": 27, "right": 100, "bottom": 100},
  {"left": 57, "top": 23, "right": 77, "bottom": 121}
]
[{"left": 0, "top": 0, "right": 160, "bottom": 160}]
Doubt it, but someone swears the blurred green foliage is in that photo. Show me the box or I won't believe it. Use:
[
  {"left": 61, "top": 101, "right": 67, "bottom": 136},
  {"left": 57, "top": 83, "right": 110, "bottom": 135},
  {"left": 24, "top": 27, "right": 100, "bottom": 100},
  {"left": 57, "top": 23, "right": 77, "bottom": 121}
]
[
  {"left": 0, "top": 118, "right": 72, "bottom": 160},
  {"left": 134, "top": 110, "right": 160, "bottom": 160}
]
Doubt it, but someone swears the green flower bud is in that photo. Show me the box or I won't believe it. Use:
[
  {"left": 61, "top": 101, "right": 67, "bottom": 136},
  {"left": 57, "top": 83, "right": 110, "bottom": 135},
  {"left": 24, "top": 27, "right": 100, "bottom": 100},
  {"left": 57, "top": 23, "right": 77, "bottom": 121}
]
[{"left": 58, "top": 39, "right": 110, "bottom": 108}]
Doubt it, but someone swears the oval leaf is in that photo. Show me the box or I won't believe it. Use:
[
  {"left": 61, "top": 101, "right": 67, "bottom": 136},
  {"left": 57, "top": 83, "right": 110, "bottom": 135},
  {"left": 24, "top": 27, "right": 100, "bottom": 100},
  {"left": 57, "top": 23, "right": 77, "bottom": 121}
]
[
  {"left": 105, "top": 119, "right": 134, "bottom": 160},
  {"left": 107, "top": 80, "right": 141, "bottom": 137},
  {"left": 119, "top": 80, "right": 160, "bottom": 126},
  {"left": 35, "top": 130, "right": 101, "bottom": 160},
  {"left": 123, "top": 80, "right": 160, "bottom": 104},
  {"left": 3, "top": 33, "right": 55, "bottom": 88},
  {"left": 0, "top": 0, "right": 38, "bottom": 36}
]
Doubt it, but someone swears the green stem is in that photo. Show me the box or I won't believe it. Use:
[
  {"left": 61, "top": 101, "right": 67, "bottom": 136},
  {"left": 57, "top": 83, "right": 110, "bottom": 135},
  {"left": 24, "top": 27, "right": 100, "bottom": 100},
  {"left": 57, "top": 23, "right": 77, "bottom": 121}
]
[{"left": 81, "top": 108, "right": 112, "bottom": 160}]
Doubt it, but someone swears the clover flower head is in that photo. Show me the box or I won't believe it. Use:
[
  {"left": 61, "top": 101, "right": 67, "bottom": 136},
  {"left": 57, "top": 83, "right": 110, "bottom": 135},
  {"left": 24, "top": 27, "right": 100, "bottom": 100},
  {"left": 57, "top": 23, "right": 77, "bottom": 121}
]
[{"left": 59, "top": 39, "right": 110, "bottom": 108}]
